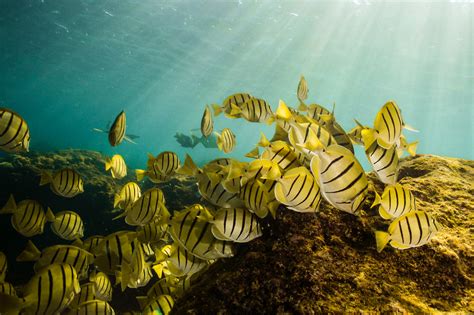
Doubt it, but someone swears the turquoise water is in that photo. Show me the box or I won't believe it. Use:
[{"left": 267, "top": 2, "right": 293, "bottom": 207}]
[{"left": 0, "top": 1, "right": 472, "bottom": 168}]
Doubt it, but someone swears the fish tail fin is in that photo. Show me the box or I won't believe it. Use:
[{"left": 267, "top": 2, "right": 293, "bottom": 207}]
[
  {"left": 113, "top": 194, "right": 122, "bottom": 208},
  {"left": 375, "top": 231, "right": 390, "bottom": 253},
  {"left": 46, "top": 208, "right": 55, "bottom": 222},
  {"left": 135, "top": 169, "right": 146, "bottom": 181},
  {"left": 112, "top": 211, "right": 127, "bottom": 220},
  {"left": 245, "top": 147, "right": 260, "bottom": 159},
  {"left": 268, "top": 201, "right": 280, "bottom": 219},
  {"left": 39, "top": 171, "right": 53, "bottom": 186},
  {"left": 152, "top": 262, "right": 164, "bottom": 278},
  {"left": 105, "top": 157, "right": 112, "bottom": 171},
  {"left": 258, "top": 132, "right": 270, "bottom": 148},
  {"left": 275, "top": 100, "right": 293, "bottom": 121},
  {"left": 212, "top": 103, "right": 222, "bottom": 116},
  {"left": 176, "top": 154, "right": 200, "bottom": 176},
  {"left": 17, "top": 240, "right": 41, "bottom": 262},
  {"left": 407, "top": 141, "right": 418, "bottom": 156},
  {"left": 0, "top": 195, "right": 17, "bottom": 214},
  {"left": 361, "top": 128, "right": 377, "bottom": 149},
  {"left": 371, "top": 191, "right": 382, "bottom": 208}
]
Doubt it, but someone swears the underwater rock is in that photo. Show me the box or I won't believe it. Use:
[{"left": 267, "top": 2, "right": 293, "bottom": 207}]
[{"left": 173, "top": 155, "right": 473, "bottom": 314}]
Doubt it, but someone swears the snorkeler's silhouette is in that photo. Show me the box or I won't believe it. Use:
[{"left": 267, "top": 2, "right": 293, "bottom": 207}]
[{"left": 174, "top": 131, "right": 218, "bottom": 149}]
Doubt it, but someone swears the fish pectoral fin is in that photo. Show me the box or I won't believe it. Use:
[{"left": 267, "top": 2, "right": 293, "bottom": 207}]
[
  {"left": 403, "top": 123, "right": 419, "bottom": 132},
  {"left": 389, "top": 240, "right": 411, "bottom": 250},
  {"left": 123, "top": 135, "right": 137, "bottom": 144}
]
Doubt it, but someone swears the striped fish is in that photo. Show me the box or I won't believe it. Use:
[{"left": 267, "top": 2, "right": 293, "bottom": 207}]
[
  {"left": 230, "top": 98, "right": 274, "bottom": 124},
  {"left": 0, "top": 108, "right": 30, "bottom": 153},
  {"left": 201, "top": 105, "right": 214, "bottom": 137},
  {"left": 114, "top": 182, "right": 141, "bottom": 210},
  {"left": 318, "top": 112, "right": 354, "bottom": 153},
  {"left": 298, "top": 103, "right": 330, "bottom": 120},
  {"left": 288, "top": 120, "right": 337, "bottom": 156},
  {"left": 166, "top": 244, "right": 208, "bottom": 277},
  {"left": 108, "top": 110, "right": 126, "bottom": 147},
  {"left": 309, "top": 143, "right": 368, "bottom": 214},
  {"left": 239, "top": 179, "right": 277, "bottom": 218},
  {"left": 121, "top": 187, "right": 169, "bottom": 226},
  {"left": 213, "top": 92, "right": 253, "bottom": 117},
  {"left": 68, "top": 300, "right": 115, "bottom": 315},
  {"left": 375, "top": 211, "right": 440, "bottom": 252},
  {"left": 146, "top": 276, "right": 179, "bottom": 300},
  {"left": 366, "top": 101, "right": 407, "bottom": 149},
  {"left": 79, "top": 235, "right": 104, "bottom": 253},
  {"left": 16, "top": 264, "right": 80, "bottom": 314},
  {"left": 259, "top": 135, "right": 301, "bottom": 172},
  {"left": 0, "top": 195, "right": 52, "bottom": 237},
  {"left": 211, "top": 207, "right": 262, "bottom": 243},
  {"left": 202, "top": 158, "right": 232, "bottom": 173},
  {"left": 398, "top": 135, "right": 418, "bottom": 158},
  {"left": 70, "top": 282, "right": 96, "bottom": 308},
  {"left": 40, "top": 168, "right": 84, "bottom": 198},
  {"left": 364, "top": 140, "right": 399, "bottom": 185},
  {"left": 16, "top": 240, "right": 94, "bottom": 280},
  {"left": 372, "top": 183, "right": 417, "bottom": 220},
  {"left": 89, "top": 271, "right": 112, "bottom": 301},
  {"left": 136, "top": 221, "right": 168, "bottom": 243},
  {"left": 150, "top": 151, "right": 181, "bottom": 176},
  {"left": 117, "top": 240, "right": 153, "bottom": 291},
  {"left": 169, "top": 205, "right": 234, "bottom": 260},
  {"left": 49, "top": 210, "right": 84, "bottom": 240},
  {"left": 0, "top": 282, "right": 16, "bottom": 296},
  {"left": 198, "top": 172, "right": 244, "bottom": 208},
  {"left": 93, "top": 231, "right": 135, "bottom": 275},
  {"left": 274, "top": 166, "right": 322, "bottom": 213},
  {"left": 216, "top": 128, "right": 236, "bottom": 153},
  {"left": 141, "top": 294, "right": 174, "bottom": 315},
  {"left": 0, "top": 251, "right": 7, "bottom": 282},
  {"left": 297, "top": 75, "right": 308, "bottom": 102},
  {"left": 105, "top": 154, "right": 127, "bottom": 179},
  {"left": 347, "top": 121, "right": 366, "bottom": 145},
  {"left": 136, "top": 166, "right": 172, "bottom": 184}
]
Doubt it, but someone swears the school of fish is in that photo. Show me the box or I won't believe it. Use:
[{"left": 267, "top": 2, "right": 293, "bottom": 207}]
[{"left": 0, "top": 77, "right": 440, "bottom": 314}]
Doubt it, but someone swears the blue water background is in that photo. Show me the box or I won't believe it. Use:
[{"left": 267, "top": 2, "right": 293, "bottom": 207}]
[{"left": 0, "top": 1, "right": 472, "bottom": 169}]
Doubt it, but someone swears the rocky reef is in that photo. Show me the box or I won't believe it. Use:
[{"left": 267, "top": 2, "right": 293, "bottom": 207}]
[
  {"left": 174, "top": 155, "right": 473, "bottom": 314},
  {"left": 0, "top": 151, "right": 472, "bottom": 313}
]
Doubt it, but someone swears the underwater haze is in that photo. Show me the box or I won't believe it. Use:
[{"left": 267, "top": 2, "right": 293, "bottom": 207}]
[{"left": 0, "top": 0, "right": 472, "bottom": 168}]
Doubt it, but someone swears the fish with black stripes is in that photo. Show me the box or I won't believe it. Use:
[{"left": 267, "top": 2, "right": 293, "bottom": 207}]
[
  {"left": 0, "top": 108, "right": 30, "bottom": 153},
  {"left": 108, "top": 110, "right": 127, "bottom": 146},
  {"left": 257, "top": 133, "right": 301, "bottom": 172},
  {"left": 298, "top": 102, "right": 330, "bottom": 120},
  {"left": 105, "top": 154, "right": 127, "bottom": 179},
  {"left": 317, "top": 106, "right": 354, "bottom": 153},
  {"left": 74, "top": 235, "right": 104, "bottom": 253},
  {"left": 0, "top": 251, "right": 7, "bottom": 283},
  {"left": 139, "top": 294, "right": 174, "bottom": 315},
  {"left": 136, "top": 220, "right": 168, "bottom": 244},
  {"left": 17, "top": 240, "right": 94, "bottom": 279},
  {"left": 274, "top": 166, "right": 322, "bottom": 213},
  {"left": 212, "top": 92, "right": 253, "bottom": 117},
  {"left": 114, "top": 182, "right": 141, "bottom": 211},
  {"left": 136, "top": 151, "right": 180, "bottom": 182},
  {"left": 362, "top": 100, "right": 417, "bottom": 150},
  {"left": 297, "top": 75, "right": 309, "bottom": 103},
  {"left": 239, "top": 178, "right": 279, "bottom": 218},
  {"left": 69, "top": 282, "right": 96, "bottom": 308},
  {"left": 372, "top": 183, "right": 417, "bottom": 220},
  {"left": 0, "top": 282, "right": 16, "bottom": 296},
  {"left": 67, "top": 300, "right": 115, "bottom": 315},
  {"left": 169, "top": 204, "right": 234, "bottom": 260},
  {"left": 92, "top": 230, "right": 135, "bottom": 275},
  {"left": 145, "top": 276, "right": 179, "bottom": 300},
  {"left": 215, "top": 128, "right": 236, "bottom": 153},
  {"left": 165, "top": 244, "right": 208, "bottom": 277},
  {"left": 0, "top": 263, "right": 81, "bottom": 315},
  {"left": 304, "top": 138, "right": 368, "bottom": 214},
  {"left": 116, "top": 187, "right": 169, "bottom": 226},
  {"left": 230, "top": 98, "right": 274, "bottom": 124},
  {"left": 178, "top": 154, "right": 245, "bottom": 208},
  {"left": 364, "top": 140, "right": 399, "bottom": 185},
  {"left": 89, "top": 271, "right": 112, "bottom": 301},
  {"left": 201, "top": 105, "right": 214, "bottom": 137},
  {"left": 375, "top": 211, "right": 440, "bottom": 252},
  {"left": 48, "top": 210, "right": 84, "bottom": 240},
  {"left": 0, "top": 195, "right": 53, "bottom": 237},
  {"left": 116, "top": 239, "right": 153, "bottom": 291},
  {"left": 40, "top": 168, "right": 84, "bottom": 198},
  {"left": 210, "top": 207, "right": 262, "bottom": 243}
]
